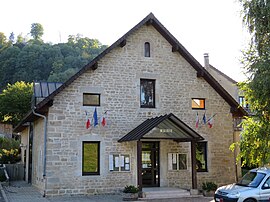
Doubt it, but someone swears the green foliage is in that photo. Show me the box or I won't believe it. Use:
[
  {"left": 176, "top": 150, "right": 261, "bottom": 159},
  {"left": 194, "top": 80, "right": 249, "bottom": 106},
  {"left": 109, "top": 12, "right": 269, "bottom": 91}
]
[
  {"left": 0, "top": 137, "right": 20, "bottom": 164},
  {"left": 202, "top": 182, "right": 217, "bottom": 191},
  {"left": 233, "top": 0, "right": 270, "bottom": 167},
  {"left": 123, "top": 185, "right": 139, "bottom": 193},
  {"left": 30, "top": 23, "right": 44, "bottom": 41},
  {"left": 240, "top": 0, "right": 270, "bottom": 56},
  {"left": 0, "top": 81, "right": 33, "bottom": 126},
  {"left": 0, "top": 28, "right": 107, "bottom": 90}
]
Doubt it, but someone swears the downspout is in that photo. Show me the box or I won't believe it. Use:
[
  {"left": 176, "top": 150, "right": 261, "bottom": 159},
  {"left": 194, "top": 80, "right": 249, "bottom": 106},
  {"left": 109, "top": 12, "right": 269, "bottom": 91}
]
[{"left": 32, "top": 108, "right": 47, "bottom": 197}]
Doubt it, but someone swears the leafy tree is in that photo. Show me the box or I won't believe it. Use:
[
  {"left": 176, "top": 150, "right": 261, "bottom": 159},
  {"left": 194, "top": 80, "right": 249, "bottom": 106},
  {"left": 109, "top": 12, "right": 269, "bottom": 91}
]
[
  {"left": 0, "top": 81, "right": 33, "bottom": 126},
  {"left": 0, "top": 46, "right": 21, "bottom": 90},
  {"left": 0, "top": 32, "right": 7, "bottom": 47},
  {"left": 9, "top": 32, "right": 15, "bottom": 44},
  {"left": 0, "top": 32, "right": 11, "bottom": 52},
  {"left": 0, "top": 137, "right": 20, "bottom": 164},
  {"left": 30, "top": 23, "right": 44, "bottom": 41},
  {"left": 0, "top": 23, "right": 107, "bottom": 90},
  {"left": 232, "top": 0, "right": 270, "bottom": 167}
]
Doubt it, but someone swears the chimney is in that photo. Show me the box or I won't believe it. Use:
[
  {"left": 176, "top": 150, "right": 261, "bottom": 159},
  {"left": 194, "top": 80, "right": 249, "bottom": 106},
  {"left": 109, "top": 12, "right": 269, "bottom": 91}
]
[{"left": 204, "top": 53, "right": 210, "bottom": 68}]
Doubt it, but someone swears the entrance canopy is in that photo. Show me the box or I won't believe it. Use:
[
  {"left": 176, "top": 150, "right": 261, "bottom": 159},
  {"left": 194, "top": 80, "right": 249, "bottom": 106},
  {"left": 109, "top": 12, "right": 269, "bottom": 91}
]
[{"left": 118, "top": 113, "right": 204, "bottom": 142}]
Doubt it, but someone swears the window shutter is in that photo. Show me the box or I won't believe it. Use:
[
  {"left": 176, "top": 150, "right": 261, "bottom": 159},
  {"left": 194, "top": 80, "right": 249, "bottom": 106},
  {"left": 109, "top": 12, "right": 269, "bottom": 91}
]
[
  {"left": 168, "top": 153, "right": 172, "bottom": 170},
  {"left": 109, "top": 155, "right": 113, "bottom": 171}
]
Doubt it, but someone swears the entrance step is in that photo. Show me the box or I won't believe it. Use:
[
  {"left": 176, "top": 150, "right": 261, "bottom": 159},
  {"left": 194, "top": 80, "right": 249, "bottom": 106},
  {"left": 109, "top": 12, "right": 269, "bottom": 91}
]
[{"left": 142, "top": 187, "right": 190, "bottom": 199}]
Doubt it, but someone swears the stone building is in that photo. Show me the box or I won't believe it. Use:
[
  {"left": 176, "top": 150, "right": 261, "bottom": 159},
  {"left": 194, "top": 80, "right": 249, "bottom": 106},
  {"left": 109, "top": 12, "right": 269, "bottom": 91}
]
[
  {"left": 0, "top": 123, "right": 13, "bottom": 138},
  {"left": 14, "top": 13, "right": 245, "bottom": 197}
]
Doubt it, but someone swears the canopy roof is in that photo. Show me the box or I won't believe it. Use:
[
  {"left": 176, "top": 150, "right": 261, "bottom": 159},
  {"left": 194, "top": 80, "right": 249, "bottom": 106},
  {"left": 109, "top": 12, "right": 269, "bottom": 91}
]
[{"left": 118, "top": 113, "right": 204, "bottom": 142}]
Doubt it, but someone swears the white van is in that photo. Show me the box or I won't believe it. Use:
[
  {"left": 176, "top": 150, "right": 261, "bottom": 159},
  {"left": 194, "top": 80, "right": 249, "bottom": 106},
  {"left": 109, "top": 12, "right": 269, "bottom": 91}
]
[{"left": 215, "top": 167, "right": 270, "bottom": 202}]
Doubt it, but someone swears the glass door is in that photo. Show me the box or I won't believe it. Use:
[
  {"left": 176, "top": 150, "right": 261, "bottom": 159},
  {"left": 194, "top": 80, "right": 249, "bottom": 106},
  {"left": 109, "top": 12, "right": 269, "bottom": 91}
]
[{"left": 142, "top": 142, "right": 160, "bottom": 187}]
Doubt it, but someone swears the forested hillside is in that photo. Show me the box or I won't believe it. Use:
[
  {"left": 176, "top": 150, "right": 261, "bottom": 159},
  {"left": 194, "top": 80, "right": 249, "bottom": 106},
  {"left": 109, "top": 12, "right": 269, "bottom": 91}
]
[{"left": 0, "top": 23, "right": 107, "bottom": 91}]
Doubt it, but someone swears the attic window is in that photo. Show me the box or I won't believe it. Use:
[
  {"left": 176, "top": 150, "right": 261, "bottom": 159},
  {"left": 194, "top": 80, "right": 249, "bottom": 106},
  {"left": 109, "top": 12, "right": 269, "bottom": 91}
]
[
  {"left": 192, "top": 98, "right": 205, "bottom": 109},
  {"left": 144, "top": 42, "right": 150, "bottom": 57}
]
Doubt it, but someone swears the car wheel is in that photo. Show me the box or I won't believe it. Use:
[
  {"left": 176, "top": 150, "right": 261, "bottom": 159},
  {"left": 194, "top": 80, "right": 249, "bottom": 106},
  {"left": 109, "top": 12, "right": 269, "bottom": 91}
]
[{"left": 244, "top": 199, "right": 256, "bottom": 202}]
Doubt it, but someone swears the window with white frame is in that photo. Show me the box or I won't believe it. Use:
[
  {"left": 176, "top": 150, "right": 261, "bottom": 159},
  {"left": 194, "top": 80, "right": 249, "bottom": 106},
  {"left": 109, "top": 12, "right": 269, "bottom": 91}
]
[
  {"left": 109, "top": 154, "right": 130, "bottom": 172},
  {"left": 168, "top": 153, "right": 187, "bottom": 170}
]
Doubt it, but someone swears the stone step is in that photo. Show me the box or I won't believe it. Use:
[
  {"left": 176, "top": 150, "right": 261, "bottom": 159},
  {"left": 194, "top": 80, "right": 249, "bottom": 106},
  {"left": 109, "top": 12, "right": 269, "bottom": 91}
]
[{"left": 142, "top": 188, "right": 190, "bottom": 199}]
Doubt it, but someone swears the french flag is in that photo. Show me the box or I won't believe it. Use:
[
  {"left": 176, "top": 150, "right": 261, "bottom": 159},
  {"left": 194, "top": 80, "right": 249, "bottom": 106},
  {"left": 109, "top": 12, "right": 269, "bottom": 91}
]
[
  {"left": 85, "top": 111, "right": 90, "bottom": 129},
  {"left": 208, "top": 117, "right": 213, "bottom": 128},
  {"left": 100, "top": 111, "right": 107, "bottom": 127},
  {"left": 195, "top": 112, "right": 199, "bottom": 128},
  {"left": 93, "top": 108, "right": 98, "bottom": 127}
]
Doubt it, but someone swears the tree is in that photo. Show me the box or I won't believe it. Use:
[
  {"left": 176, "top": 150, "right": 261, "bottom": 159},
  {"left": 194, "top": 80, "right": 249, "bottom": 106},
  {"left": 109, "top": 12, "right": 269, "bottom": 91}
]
[
  {"left": 0, "top": 32, "right": 9, "bottom": 52},
  {"left": 30, "top": 23, "right": 44, "bottom": 41},
  {"left": 9, "top": 32, "right": 15, "bottom": 44},
  {"left": 0, "top": 137, "right": 20, "bottom": 164},
  {"left": 232, "top": 0, "right": 270, "bottom": 167},
  {"left": 0, "top": 46, "right": 21, "bottom": 91},
  {"left": 0, "top": 81, "right": 33, "bottom": 126}
]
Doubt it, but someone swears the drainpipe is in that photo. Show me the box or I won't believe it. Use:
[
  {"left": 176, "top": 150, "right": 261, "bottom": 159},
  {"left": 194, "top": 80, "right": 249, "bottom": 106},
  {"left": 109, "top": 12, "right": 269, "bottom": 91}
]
[{"left": 32, "top": 108, "right": 47, "bottom": 197}]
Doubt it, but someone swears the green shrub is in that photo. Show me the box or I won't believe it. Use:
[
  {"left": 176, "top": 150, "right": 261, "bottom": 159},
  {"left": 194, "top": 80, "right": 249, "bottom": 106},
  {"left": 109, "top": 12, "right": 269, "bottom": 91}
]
[
  {"left": 202, "top": 181, "right": 217, "bottom": 191},
  {"left": 123, "top": 185, "right": 139, "bottom": 193},
  {"left": 0, "top": 137, "right": 21, "bottom": 164}
]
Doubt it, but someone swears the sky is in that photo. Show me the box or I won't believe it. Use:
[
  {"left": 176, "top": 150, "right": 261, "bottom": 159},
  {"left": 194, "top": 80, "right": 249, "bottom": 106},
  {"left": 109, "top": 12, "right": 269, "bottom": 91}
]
[{"left": 1, "top": 0, "right": 250, "bottom": 81}]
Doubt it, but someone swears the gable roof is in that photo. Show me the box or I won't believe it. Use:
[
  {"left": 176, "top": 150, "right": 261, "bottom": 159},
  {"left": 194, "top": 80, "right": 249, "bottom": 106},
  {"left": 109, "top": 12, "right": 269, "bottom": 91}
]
[
  {"left": 208, "top": 64, "right": 237, "bottom": 84},
  {"left": 14, "top": 13, "right": 246, "bottom": 133},
  {"left": 118, "top": 113, "right": 204, "bottom": 142}
]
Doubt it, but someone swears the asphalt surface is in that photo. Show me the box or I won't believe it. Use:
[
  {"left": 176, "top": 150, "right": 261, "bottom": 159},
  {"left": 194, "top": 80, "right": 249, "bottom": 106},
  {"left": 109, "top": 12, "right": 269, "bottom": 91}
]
[{"left": 2, "top": 181, "right": 215, "bottom": 202}]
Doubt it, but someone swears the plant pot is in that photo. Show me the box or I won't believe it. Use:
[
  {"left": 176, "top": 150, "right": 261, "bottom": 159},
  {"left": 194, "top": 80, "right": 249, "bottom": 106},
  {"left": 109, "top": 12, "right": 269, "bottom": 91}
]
[
  {"left": 122, "top": 193, "right": 139, "bottom": 201},
  {"left": 203, "top": 190, "right": 215, "bottom": 197}
]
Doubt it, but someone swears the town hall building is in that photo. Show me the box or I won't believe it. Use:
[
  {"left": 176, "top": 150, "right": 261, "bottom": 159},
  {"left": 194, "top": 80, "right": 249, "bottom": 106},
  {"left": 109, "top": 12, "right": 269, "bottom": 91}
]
[{"left": 14, "top": 13, "right": 245, "bottom": 197}]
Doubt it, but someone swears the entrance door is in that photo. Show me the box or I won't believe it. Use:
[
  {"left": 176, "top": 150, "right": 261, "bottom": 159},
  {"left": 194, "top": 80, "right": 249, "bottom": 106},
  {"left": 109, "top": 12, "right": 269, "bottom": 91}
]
[{"left": 142, "top": 142, "right": 160, "bottom": 187}]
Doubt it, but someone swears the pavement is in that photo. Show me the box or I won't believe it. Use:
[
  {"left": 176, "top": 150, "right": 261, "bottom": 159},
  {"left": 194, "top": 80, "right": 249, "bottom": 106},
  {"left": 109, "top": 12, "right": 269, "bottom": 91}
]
[{"left": 1, "top": 181, "right": 215, "bottom": 202}]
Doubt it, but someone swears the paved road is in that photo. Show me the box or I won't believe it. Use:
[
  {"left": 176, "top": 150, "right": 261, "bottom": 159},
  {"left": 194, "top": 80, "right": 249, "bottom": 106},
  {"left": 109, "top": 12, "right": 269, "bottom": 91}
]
[{"left": 3, "top": 181, "right": 215, "bottom": 202}]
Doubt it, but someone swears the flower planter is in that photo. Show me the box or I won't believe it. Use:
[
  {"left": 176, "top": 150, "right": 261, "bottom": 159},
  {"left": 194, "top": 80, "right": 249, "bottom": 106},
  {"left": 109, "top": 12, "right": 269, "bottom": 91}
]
[
  {"left": 202, "top": 190, "right": 215, "bottom": 197},
  {"left": 122, "top": 193, "right": 139, "bottom": 201}
]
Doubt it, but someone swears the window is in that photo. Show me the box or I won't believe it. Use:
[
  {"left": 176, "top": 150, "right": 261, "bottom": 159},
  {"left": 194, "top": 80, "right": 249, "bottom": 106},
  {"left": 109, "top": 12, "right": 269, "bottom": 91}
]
[
  {"left": 168, "top": 153, "right": 187, "bottom": 170},
  {"left": 196, "top": 142, "right": 207, "bottom": 172},
  {"left": 140, "top": 79, "right": 155, "bottom": 108},
  {"left": 239, "top": 96, "right": 249, "bottom": 109},
  {"left": 82, "top": 141, "right": 100, "bottom": 175},
  {"left": 109, "top": 154, "right": 130, "bottom": 172},
  {"left": 192, "top": 98, "right": 205, "bottom": 109},
  {"left": 144, "top": 42, "right": 150, "bottom": 57},
  {"left": 83, "top": 93, "right": 100, "bottom": 106}
]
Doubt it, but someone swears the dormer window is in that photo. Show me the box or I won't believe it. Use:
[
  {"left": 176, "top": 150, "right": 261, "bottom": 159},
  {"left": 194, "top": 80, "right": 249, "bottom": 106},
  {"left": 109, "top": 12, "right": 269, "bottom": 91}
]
[{"left": 144, "top": 42, "right": 150, "bottom": 57}]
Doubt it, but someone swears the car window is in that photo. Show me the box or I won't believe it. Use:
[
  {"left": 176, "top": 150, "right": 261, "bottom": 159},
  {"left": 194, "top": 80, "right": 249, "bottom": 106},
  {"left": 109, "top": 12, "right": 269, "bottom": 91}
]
[
  {"left": 262, "top": 177, "right": 270, "bottom": 189},
  {"left": 237, "top": 171, "right": 266, "bottom": 188}
]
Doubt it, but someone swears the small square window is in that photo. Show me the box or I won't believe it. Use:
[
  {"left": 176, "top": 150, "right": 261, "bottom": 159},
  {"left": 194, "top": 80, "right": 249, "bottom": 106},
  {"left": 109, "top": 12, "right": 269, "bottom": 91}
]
[
  {"left": 140, "top": 79, "right": 155, "bottom": 108},
  {"left": 192, "top": 98, "right": 205, "bottom": 109},
  {"left": 168, "top": 153, "right": 187, "bottom": 170},
  {"left": 83, "top": 93, "right": 100, "bottom": 106}
]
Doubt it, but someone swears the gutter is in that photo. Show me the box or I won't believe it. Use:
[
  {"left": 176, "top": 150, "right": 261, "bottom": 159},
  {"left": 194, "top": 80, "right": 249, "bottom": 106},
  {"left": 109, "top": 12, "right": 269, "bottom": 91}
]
[{"left": 32, "top": 109, "right": 47, "bottom": 197}]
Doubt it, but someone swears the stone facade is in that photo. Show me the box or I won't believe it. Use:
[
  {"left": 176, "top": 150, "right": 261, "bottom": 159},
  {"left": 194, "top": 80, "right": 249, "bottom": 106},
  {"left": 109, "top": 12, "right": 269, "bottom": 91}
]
[
  {"left": 19, "top": 18, "right": 241, "bottom": 196},
  {"left": 0, "top": 123, "right": 12, "bottom": 138}
]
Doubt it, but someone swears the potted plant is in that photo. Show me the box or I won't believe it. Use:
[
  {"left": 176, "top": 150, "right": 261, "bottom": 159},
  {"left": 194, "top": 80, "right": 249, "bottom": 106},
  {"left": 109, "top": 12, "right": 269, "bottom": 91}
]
[
  {"left": 122, "top": 185, "right": 139, "bottom": 201},
  {"left": 202, "top": 181, "right": 217, "bottom": 197}
]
